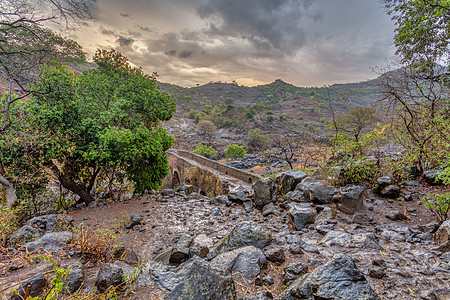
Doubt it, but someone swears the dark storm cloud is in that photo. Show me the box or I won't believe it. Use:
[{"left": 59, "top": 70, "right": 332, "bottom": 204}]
[
  {"left": 197, "top": 0, "right": 319, "bottom": 55},
  {"left": 120, "top": 13, "right": 130, "bottom": 18},
  {"left": 179, "top": 50, "right": 194, "bottom": 59},
  {"left": 165, "top": 50, "right": 177, "bottom": 56},
  {"left": 117, "top": 36, "right": 134, "bottom": 47},
  {"left": 100, "top": 27, "right": 116, "bottom": 36}
]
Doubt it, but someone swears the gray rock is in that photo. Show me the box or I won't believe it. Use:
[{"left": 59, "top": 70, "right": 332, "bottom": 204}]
[
  {"left": 24, "top": 231, "right": 73, "bottom": 252},
  {"left": 307, "top": 181, "right": 336, "bottom": 204},
  {"left": 276, "top": 170, "right": 307, "bottom": 195},
  {"left": 167, "top": 260, "right": 236, "bottom": 300},
  {"left": 177, "top": 184, "right": 195, "bottom": 195},
  {"left": 380, "top": 230, "right": 405, "bottom": 242},
  {"left": 284, "top": 262, "right": 308, "bottom": 283},
  {"left": 27, "top": 214, "right": 74, "bottom": 234},
  {"left": 210, "top": 207, "right": 223, "bottom": 216},
  {"left": 404, "top": 180, "right": 420, "bottom": 187},
  {"left": 368, "top": 267, "right": 386, "bottom": 279},
  {"left": 285, "top": 185, "right": 309, "bottom": 202},
  {"left": 9, "top": 225, "right": 40, "bottom": 247},
  {"left": 386, "top": 210, "right": 407, "bottom": 221},
  {"left": 339, "top": 185, "right": 364, "bottom": 213},
  {"left": 380, "top": 185, "right": 401, "bottom": 198},
  {"left": 62, "top": 261, "right": 83, "bottom": 293},
  {"left": 242, "top": 291, "right": 273, "bottom": 300},
  {"left": 434, "top": 220, "right": 450, "bottom": 252},
  {"left": 210, "top": 246, "right": 266, "bottom": 283},
  {"left": 263, "top": 275, "right": 274, "bottom": 286},
  {"left": 423, "top": 169, "right": 443, "bottom": 185},
  {"left": 11, "top": 273, "right": 46, "bottom": 300},
  {"left": 211, "top": 195, "right": 232, "bottom": 206},
  {"left": 315, "top": 224, "right": 335, "bottom": 235},
  {"left": 319, "top": 231, "right": 351, "bottom": 247},
  {"left": 351, "top": 233, "right": 382, "bottom": 250},
  {"left": 243, "top": 200, "right": 254, "bottom": 212},
  {"left": 95, "top": 263, "right": 123, "bottom": 293},
  {"left": 376, "top": 176, "right": 395, "bottom": 191},
  {"left": 161, "top": 189, "right": 176, "bottom": 197},
  {"left": 278, "top": 254, "right": 380, "bottom": 300},
  {"left": 264, "top": 246, "right": 285, "bottom": 265},
  {"left": 136, "top": 256, "right": 206, "bottom": 291},
  {"left": 288, "top": 203, "right": 317, "bottom": 230},
  {"left": 314, "top": 206, "right": 336, "bottom": 225},
  {"left": 189, "top": 234, "right": 214, "bottom": 258},
  {"left": 418, "top": 222, "right": 440, "bottom": 234},
  {"left": 262, "top": 203, "right": 281, "bottom": 217},
  {"left": 125, "top": 214, "right": 142, "bottom": 229},
  {"left": 223, "top": 221, "right": 271, "bottom": 252},
  {"left": 170, "top": 234, "right": 193, "bottom": 264},
  {"left": 253, "top": 177, "right": 277, "bottom": 208},
  {"left": 228, "top": 185, "right": 250, "bottom": 202},
  {"left": 351, "top": 212, "right": 373, "bottom": 225}
]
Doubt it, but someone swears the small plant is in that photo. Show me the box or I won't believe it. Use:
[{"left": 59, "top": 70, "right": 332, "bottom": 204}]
[
  {"left": 224, "top": 144, "right": 246, "bottom": 159},
  {"left": 69, "top": 225, "right": 119, "bottom": 262},
  {"left": 420, "top": 193, "right": 450, "bottom": 224},
  {"left": 0, "top": 205, "right": 18, "bottom": 245},
  {"left": 192, "top": 143, "right": 218, "bottom": 158},
  {"left": 335, "top": 157, "right": 380, "bottom": 187}
]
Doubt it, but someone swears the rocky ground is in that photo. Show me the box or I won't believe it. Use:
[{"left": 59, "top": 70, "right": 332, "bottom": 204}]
[{"left": 1, "top": 171, "right": 450, "bottom": 300}]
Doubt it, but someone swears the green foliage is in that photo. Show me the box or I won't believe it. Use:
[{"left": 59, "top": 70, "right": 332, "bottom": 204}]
[
  {"left": 224, "top": 144, "right": 247, "bottom": 159},
  {"left": 247, "top": 128, "right": 270, "bottom": 149},
  {"left": 6, "top": 49, "right": 175, "bottom": 203},
  {"left": 420, "top": 192, "right": 450, "bottom": 224},
  {"left": 192, "top": 143, "right": 218, "bottom": 158},
  {"left": 336, "top": 157, "right": 380, "bottom": 187},
  {"left": 385, "top": 0, "right": 449, "bottom": 67},
  {"left": 0, "top": 206, "right": 18, "bottom": 245}
]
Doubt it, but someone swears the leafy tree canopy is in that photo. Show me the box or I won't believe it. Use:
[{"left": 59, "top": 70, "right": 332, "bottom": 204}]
[{"left": 4, "top": 50, "right": 176, "bottom": 205}]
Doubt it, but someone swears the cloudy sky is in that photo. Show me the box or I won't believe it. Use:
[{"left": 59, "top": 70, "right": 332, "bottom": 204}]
[{"left": 72, "top": 0, "right": 396, "bottom": 87}]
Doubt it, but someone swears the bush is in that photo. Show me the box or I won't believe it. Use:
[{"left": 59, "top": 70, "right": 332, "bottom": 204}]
[
  {"left": 248, "top": 128, "right": 270, "bottom": 149},
  {"left": 0, "top": 206, "right": 18, "bottom": 245},
  {"left": 420, "top": 193, "right": 450, "bottom": 224},
  {"left": 192, "top": 143, "right": 217, "bottom": 158},
  {"left": 335, "top": 158, "right": 380, "bottom": 187},
  {"left": 225, "top": 144, "right": 246, "bottom": 159}
]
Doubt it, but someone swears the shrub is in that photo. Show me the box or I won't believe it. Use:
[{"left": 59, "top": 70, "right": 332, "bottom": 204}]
[
  {"left": 225, "top": 144, "right": 246, "bottom": 159},
  {"left": 335, "top": 157, "right": 380, "bottom": 187},
  {"left": 192, "top": 143, "right": 217, "bottom": 158},
  {"left": 247, "top": 128, "right": 270, "bottom": 149},
  {"left": 0, "top": 206, "right": 18, "bottom": 245},
  {"left": 420, "top": 193, "right": 450, "bottom": 224}
]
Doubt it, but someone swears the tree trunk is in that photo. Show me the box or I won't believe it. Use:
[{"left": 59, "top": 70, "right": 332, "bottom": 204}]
[
  {"left": 52, "top": 163, "right": 95, "bottom": 205},
  {"left": 0, "top": 175, "right": 17, "bottom": 207}
]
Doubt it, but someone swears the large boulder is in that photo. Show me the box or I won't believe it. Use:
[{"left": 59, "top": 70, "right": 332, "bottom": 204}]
[
  {"left": 170, "top": 234, "right": 193, "bottom": 264},
  {"left": 11, "top": 273, "right": 46, "bottom": 300},
  {"left": 286, "top": 182, "right": 310, "bottom": 202},
  {"left": 210, "top": 246, "right": 266, "bottom": 283},
  {"left": 423, "top": 169, "right": 444, "bottom": 185},
  {"left": 253, "top": 178, "right": 277, "bottom": 208},
  {"left": 228, "top": 185, "right": 251, "bottom": 202},
  {"left": 223, "top": 221, "right": 271, "bottom": 252},
  {"left": 9, "top": 225, "right": 40, "bottom": 247},
  {"left": 278, "top": 254, "right": 380, "bottom": 300},
  {"left": 62, "top": 261, "right": 84, "bottom": 293},
  {"left": 276, "top": 170, "right": 307, "bottom": 195},
  {"left": 306, "top": 181, "right": 336, "bottom": 204},
  {"left": 189, "top": 234, "right": 214, "bottom": 258},
  {"left": 376, "top": 176, "right": 395, "bottom": 191},
  {"left": 288, "top": 203, "right": 317, "bottom": 230},
  {"left": 167, "top": 260, "right": 236, "bottom": 300},
  {"left": 27, "top": 214, "right": 74, "bottom": 234},
  {"left": 95, "top": 263, "right": 124, "bottom": 293},
  {"left": 24, "top": 231, "right": 73, "bottom": 252},
  {"left": 339, "top": 185, "right": 364, "bottom": 214},
  {"left": 380, "top": 185, "right": 401, "bottom": 199},
  {"left": 434, "top": 220, "right": 450, "bottom": 252}
]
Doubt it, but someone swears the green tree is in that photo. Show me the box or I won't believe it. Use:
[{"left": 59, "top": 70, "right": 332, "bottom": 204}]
[
  {"left": 198, "top": 120, "right": 217, "bottom": 145},
  {"left": 5, "top": 50, "right": 175, "bottom": 205},
  {"left": 338, "top": 107, "right": 379, "bottom": 143},
  {"left": 384, "top": 0, "right": 449, "bottom": 68},
  {"left": 224, "top": 144, "right": 247, "bottom": 159},
  {"left": 192, "top": 143, "right": 218, "bottom": 158}
]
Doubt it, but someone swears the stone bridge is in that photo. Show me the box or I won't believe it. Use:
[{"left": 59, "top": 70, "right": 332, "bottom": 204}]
[{"left": 164, "top": 149, "right": 262, "bottom": 196}]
